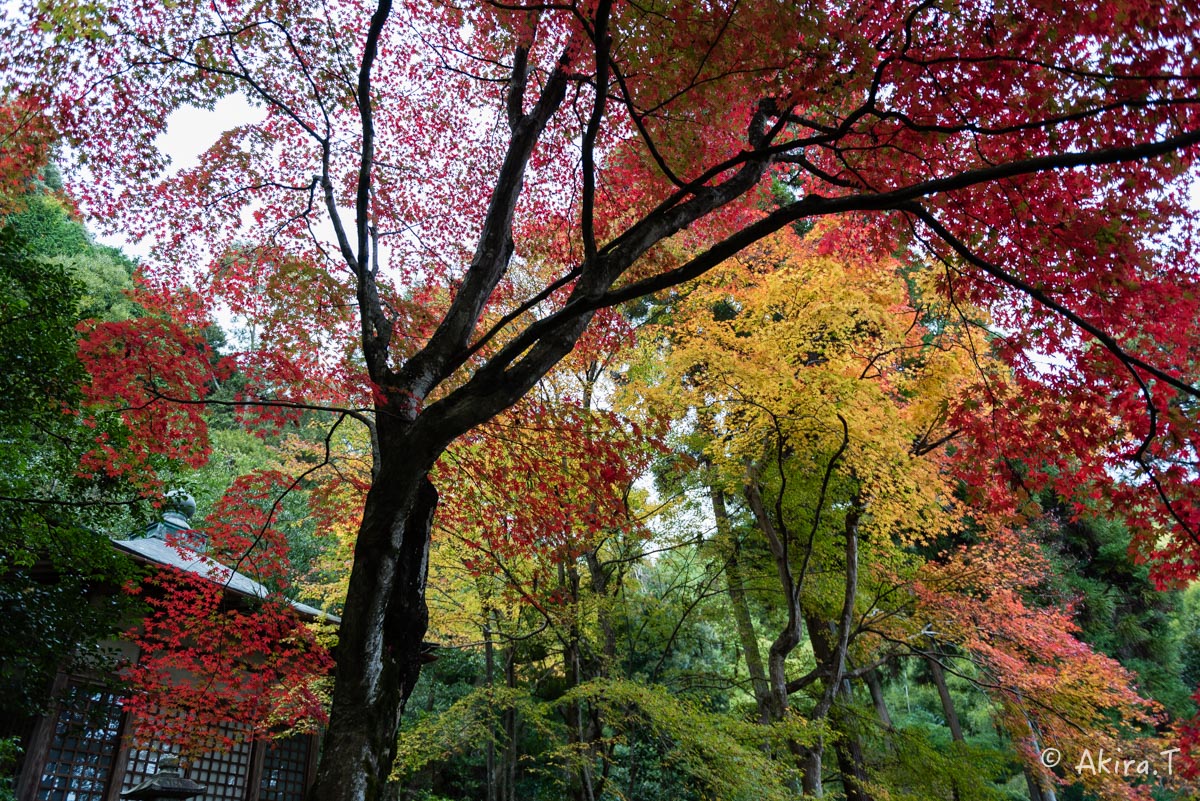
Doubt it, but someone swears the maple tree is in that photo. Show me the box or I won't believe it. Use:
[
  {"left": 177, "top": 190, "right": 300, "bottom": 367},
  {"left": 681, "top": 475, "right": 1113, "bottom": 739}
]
[
  {"left": 910, "top": 524, "right": 1177, "bottom": 801},
  {"left": 0, "top": 135, "right": 335, "bottom": 754},
  {"left": 4, "top": 1, "right": 1200, "bottom": 799},
  {"left": 120, "top": 476, "right": 334, "bottom": 755},
  {"left": 628, "top": 227, "right": 1185, "bottom": 799},
  {"left": 0, "top": 98, "right": 52, "bottom": 214},
  {"left": 627, "top": 227, "right": 969, "bottom": 796},
  {"left": 422, "top": 315, "right": 665, "bottom": 800}
]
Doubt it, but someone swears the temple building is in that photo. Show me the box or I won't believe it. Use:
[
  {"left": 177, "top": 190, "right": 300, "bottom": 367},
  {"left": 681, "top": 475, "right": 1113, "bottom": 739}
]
[{"left": 6, "top": 496, "right": 335, "bottom": 801}]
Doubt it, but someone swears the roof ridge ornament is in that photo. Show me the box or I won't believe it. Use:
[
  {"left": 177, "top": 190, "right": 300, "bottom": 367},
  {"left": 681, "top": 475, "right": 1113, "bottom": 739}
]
[{"left": 138, "top": 491, "right": 201, "bottom": 547}]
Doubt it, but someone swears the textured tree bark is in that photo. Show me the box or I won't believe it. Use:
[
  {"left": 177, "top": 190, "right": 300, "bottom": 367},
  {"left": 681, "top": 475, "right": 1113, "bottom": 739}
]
[
  {"left": 309, "top": 469, "right": 437, "bottom": 801},
  {"left": 300, "top": 13, "right": 782, "bottom": 796}
]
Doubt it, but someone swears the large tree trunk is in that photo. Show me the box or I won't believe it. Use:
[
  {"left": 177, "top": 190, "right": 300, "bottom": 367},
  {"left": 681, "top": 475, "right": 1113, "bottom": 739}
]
[
  {"left": 297, "top": 9, "right": 782, "bottom": 798},
  {"left": 308, "top": 461, "right": 438, "bottom": 801}
]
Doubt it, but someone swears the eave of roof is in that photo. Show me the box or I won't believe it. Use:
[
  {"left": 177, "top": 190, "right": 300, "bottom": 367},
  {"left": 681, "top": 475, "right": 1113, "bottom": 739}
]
[{"left": 110, "top": 537, "right": 340, "bottom": 625}]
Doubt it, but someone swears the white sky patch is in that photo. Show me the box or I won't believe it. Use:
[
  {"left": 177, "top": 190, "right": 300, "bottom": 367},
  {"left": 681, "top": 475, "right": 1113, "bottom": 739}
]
[
  {"left": 155, "top": 95, "right": 267, "bottom": 175},
  {"left": 95, "top": 95, "right": 266, "bottom": 260},
  {"left": 91, "top": 95, "right": 366, "bottom": 351}
]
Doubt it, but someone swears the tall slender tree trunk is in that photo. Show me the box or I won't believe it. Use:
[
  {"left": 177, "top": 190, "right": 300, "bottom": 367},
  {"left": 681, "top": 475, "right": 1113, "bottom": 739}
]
[
  {"left": 864, "top": 668, "right": 893, "bottom": 730},
  {"left": 801, "top": 505, "right": 871, "bottom": 801},
  {"left": 833, "top": 682, "right": 872, "bottom": 801},
  {"left": 744, "top": 479, "right": 811, "bottom": 753},
  {"left": 742, "top": 478, "right": 819, "bottom": 794},
  {"left": 582, "top": 547, "right": 616, "bottom": 801},
  {"left": 559, "top": 559, "right": 598, "bottom": 801},
  {"left": 710, "top": 484, "right": 771, "bottom": 722},
  {"left": 927, "top": 653, "right": 964, "bottom": 743},
  {"left": 484, "top": 620, "right": 498, "bottom": 801},
  {"left": 504, "top": 649, "right": 519, "bottom": 801},
  {"left": 1022, "top": 718, "right": 1058, "bottom": 801},
  {"left": 1025, "top": 769, "right": 1046, "bottom": 801},
  {"left": 585, "top": 544, "right": 617, "bottom": 671},
  {"left": 804, "top": 614, "right": 873, "bottom": 801}
]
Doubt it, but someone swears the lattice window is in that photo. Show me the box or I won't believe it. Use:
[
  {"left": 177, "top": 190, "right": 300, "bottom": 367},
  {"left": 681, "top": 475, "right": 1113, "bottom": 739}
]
[
  {"left": 123, "top": 722, "right": 252, "bottom": 801},
  {"left": 257, "top": 737, "right": 311, "bottom": 801},
  {"left": 36, "top": 682, "right": 124, "bottom": 801},
  {"left": 188, "top": 728, "right": 252, "bottom": 801}
]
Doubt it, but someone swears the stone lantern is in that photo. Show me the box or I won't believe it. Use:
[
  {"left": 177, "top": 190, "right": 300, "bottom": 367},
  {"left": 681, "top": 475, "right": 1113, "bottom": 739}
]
[{"left": 119, "top": 756, "right": 207, "bottom": 801}]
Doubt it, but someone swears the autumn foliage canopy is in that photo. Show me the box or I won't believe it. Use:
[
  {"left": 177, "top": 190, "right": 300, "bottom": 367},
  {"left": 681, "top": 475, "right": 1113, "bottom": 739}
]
[{"left": 4, "top": 0, "right": 1200, "bottom": 799}]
